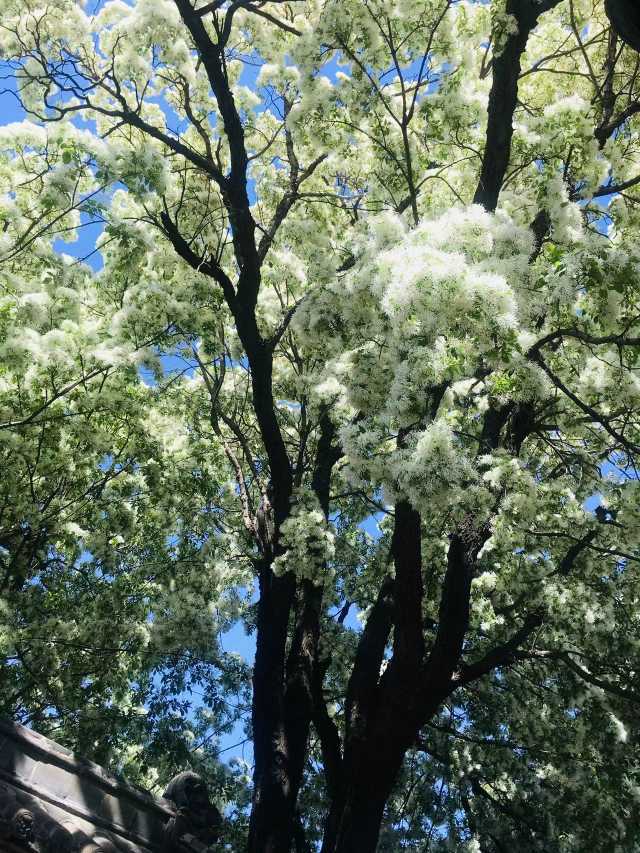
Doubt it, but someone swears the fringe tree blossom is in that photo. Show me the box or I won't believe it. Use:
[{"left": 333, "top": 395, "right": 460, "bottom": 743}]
[{"left": 2, "top": 0, "right": 640, "bottom": 850}]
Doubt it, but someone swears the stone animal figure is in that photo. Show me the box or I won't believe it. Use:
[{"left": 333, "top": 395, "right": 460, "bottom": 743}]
[
  {"left": 162, "top": 772, "right": 222, "bottom": 852},
  {"left": 605, "top": 0, "right": 640, "bottom": 51}
]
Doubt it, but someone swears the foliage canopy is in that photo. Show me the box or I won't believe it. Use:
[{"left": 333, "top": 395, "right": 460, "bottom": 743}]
[{"left": 2, "top": 0, "right": 640, "bottom": 850}]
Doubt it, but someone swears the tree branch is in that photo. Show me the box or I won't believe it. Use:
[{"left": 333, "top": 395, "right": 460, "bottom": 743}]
[
  {"left": 453, "top": 611, "right": 544, "bottom": 687},
  {"left": 159, "top": 210, "right": 237, "bottom": 306},
  {"left": 389, "top": 500, "right": 424, "bottom": 680},
  {"left": 423, "top": 527, "right": 486, "bottom": 694},
  {"left": 473, "top": 0, "right": 562, "bottom": 212},
  {"left": 345, "top": 576, "right": 395, "bottom": 744}
]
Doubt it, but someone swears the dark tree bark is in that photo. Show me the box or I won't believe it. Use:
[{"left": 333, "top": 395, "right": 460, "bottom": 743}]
[
  {"left": 473, "top": 0, "right": 563, "bottom": 212},
  {"left": 605, "top": 0, "right": 640, "bottom": 52},
  {"left": 166, "top": 6, "right": 308, "bottom": 849}
]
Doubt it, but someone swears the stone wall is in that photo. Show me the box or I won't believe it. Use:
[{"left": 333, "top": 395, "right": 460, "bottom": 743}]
[{"left": 0, "top": 719, "right": 221, "bottom": 853}]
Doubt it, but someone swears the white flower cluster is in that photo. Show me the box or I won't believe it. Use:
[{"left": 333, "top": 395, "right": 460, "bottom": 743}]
[
  {"left": 299, "top": 205, "right": 538, "bottom": 509},
  {"left": 389, "top": 420, "right": 476, "bottom": 508},
  {"left": 272, "top": 487, "right": 335, "bottom": 582}
]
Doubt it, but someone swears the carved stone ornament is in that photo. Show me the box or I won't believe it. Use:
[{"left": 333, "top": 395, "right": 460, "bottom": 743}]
[
  {"left": 12, "top": 808, "right": 36, "bottom": 845},
  {"left": 0, "top": 791, "right": 134, "bottom": 853},
  {"left": 161, "top": 773, "right": 222, "bottom": 853},
  {"left": 0, "top": 777, "right": 142, "bottom": 853},
  {"left": 605, "top": 0, "right": 640, "bottom": 52},
  {"left": 0, "top": 795, "right": 74, "bottom": 853},
  {"left": 0, "top": 720, "right": 223, "bottom": 853}
]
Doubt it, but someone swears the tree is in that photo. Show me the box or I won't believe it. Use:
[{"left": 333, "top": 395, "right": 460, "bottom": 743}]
[
  {"left": 2, "top": 0, "right": 640, "bottom": 850},
  {"left": 0, "top": 110, "right": 252, "bottom": 822}
]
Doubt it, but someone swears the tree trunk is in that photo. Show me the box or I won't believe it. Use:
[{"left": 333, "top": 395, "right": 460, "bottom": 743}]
[
  {"left": 325, "top": 689, "right": 424, "bottom": 853},
  {"left": 248, "top": 565, "right": 296, "bottom": 853},
  {"left": 248, "top": 757, "right": 295, "bottom": 853},
  {"left": 333, "top": 795, "right": 388, "bottom": 853},
  {"left": 329, "top": 742, "right": 407, "bottom": 853}
]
